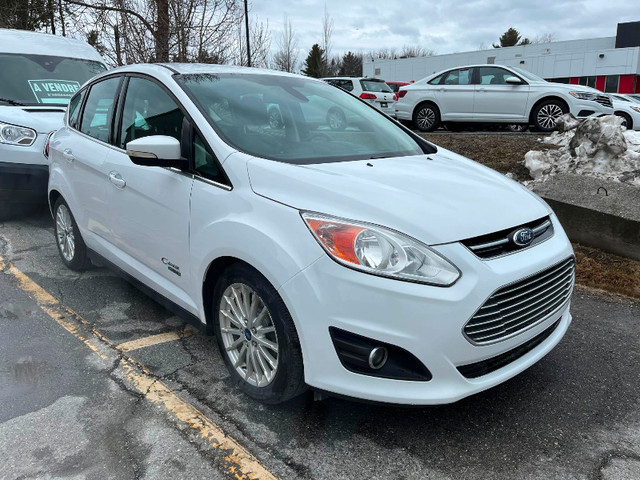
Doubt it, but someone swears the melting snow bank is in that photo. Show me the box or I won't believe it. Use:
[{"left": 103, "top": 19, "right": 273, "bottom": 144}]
[{"left": 524, "top": 114, "right": 640, "bottom": 186}]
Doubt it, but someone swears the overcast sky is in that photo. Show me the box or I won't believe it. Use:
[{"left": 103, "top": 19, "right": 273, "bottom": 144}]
[{"left": 251, "top": 0, "right": 638, "bottom": 60}]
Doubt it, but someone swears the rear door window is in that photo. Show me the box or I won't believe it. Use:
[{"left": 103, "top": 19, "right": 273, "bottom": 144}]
[
  {"left": 442, "top": 69, "right": 472, "bottom": 85},
  {"left": 80, "top": 77, "right": 121, "bottom": 143}
]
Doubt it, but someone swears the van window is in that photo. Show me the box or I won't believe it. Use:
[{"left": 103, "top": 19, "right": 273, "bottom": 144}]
[
  {"left": 0, "top": 54, "right": 106, "bottom": 106},
  {"left": 80, "top": 77, "right": 121, "bottom": 143},
  {"left": 120, "top": 77, "right": 185, "bottom": 149}
]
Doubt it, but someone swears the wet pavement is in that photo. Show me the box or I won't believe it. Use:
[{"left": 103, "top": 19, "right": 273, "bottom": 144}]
[{"left": 1, "top": 209, "right": 639, "bottom": 480}]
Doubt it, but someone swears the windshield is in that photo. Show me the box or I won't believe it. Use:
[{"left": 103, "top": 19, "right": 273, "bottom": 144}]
[
  {"left": 0, "top": 54, "right": 106, "bottom": 106},
  {"left": 177, "top": 73, "right": 429, "bottom": 164},
  {"left": 509, "top": 67, "right": 545, "bottom": 83}
]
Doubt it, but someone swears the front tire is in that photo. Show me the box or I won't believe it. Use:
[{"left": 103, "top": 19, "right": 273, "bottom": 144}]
[
  {"left": 615, "top": 112, "right": 633, "bottom": 130},
  {"left": 53, "top": 198, "right": 89, "bottom": 271},
  {"left": 413, "top": 103, "right": 440, "bottom": 132},
  {"left": 532, "top": 100, "right": 567, "bottom": 132},
  {"left": 212, "top": 263, "right": 306, "bottom": 404}
]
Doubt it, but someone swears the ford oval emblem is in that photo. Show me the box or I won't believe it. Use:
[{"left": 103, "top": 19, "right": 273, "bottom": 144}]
[{"left": 512, "top": 228, "right": 534, "bottom": 247}]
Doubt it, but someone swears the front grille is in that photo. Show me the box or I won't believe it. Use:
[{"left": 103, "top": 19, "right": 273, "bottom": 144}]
[
  {"left": 463, "top": 257, "right": 575, "bottom": 344},
  {"left": 457, "top": 320, "right": 560, "bottom": 379},
  {"left": 461, "top": 216, "right": 553, "bottom": 259},
  {"left": 596, "top": 95, "right": 613, "bottom": 108}
]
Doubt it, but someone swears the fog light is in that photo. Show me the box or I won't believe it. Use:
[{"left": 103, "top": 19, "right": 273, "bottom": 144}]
[{"left": 368, "top": 347, "right": 388, "bottom": 370}]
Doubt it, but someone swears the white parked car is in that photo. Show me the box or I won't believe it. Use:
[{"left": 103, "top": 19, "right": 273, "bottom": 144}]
[
  {"left": 395, "top": 64, "right": 613, "bottom": 132},
  {"left": 0, "top": 29, "right": 106, "bottom": 219},
  {"left": 611, "top": 94, "right": 640, "bottom": 130},
  {"left": 322, "top": 76, "right": 396, "bottom": 117},
  {"left": 49, "top": 64, "right": 574, "bottom": 405}
]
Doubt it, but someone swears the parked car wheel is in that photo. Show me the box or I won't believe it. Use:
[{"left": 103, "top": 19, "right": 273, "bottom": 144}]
[
  {"left": 508, "top": 124, "right": 529, "bottom": 133},
  {"left": 268, "top": 107, "right": 284, "bottom": 129},
  {"left": 413, "top": 103, "right": 440, "bottom": 132},
  {"left": 326, "top": 107, "right": 346, "bottom": 131},
  {"left": 615, "top": 112, "right": 633, "bottom": 130},
  {"left": 532, "top": 100, "right": 567, "bottom": 132},
  {"left": 53, "top": 198, "right": 89, "bottom": 271},
  {"left": 213, "top": 263, "right": 306, "bottom": 404}
]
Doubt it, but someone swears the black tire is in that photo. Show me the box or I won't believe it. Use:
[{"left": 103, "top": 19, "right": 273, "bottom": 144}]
[
  {"left": 212, "top": 263, "right": 306, "bottom": 404},
  {"left": 327, "top": 107, "right": 347, "bottom": 131},
  {"left": 531, "top": 99, "right": 567, "bottom": 132},
  {"left": 413, "top": 103, "right": 440, "bottom": 132},
  {"left": 508, "top": 124, "right": 529, "bottom": 133},
  {"left": 615, "top": 112, "right": 633, "bottom": 130},
  {"left": 53, "top": 197, "right": 90, "bottom": 271}
]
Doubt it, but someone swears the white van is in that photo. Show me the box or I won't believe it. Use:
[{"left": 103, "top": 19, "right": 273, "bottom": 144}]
[{"left": 0, "top": 29, "right": 106, "bottom": 219}]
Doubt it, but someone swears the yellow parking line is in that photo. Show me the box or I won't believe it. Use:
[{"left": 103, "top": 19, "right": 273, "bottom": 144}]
[
  {"left": 0, "top": 256, "right": 280, "bottom": 480},
  {"left": 117, "top": 328, "right": 195, "bottom": 352}
]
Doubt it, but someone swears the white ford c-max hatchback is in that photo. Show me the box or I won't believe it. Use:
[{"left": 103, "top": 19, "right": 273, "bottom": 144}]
[{"left": 49, "top": 64, "right": 575, "bottom": 405}]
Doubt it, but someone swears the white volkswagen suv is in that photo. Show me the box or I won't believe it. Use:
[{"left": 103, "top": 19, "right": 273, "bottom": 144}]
[
  {"left": 395, "top": 64, "right": 613, "bottom": 132},
  {"left": 322, "top": 77, "right": 396, "bottom": 117},
  {"left": 49, "top": 64, "right": 574, "bottom": 405}
]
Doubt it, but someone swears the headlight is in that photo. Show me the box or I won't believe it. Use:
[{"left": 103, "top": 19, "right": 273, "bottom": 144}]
[
  {"left": 0, "top": 122, "right": 37, "bottom": 146},
  {"left": 302, "top": 212, "right": 461, "bottom": 286},
  {"left": 569, "top": 91, "right": 600, "bottom": 101},
  {"left": 630, "top": 106, "right": 640, "bottom": 114}
]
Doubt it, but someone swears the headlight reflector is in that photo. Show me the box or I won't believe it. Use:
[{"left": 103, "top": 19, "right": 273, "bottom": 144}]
[
  {"left": 569, "top": 91, "right": 600, "bottom": 102},
  {"left": 630, "top": 106, "right": 640, "bottom": 114},
  {"left": 0, "top": 122, "right": 37, "bottom": 146},
  {"left": 302, "top": 212, "right": 461, "bottom": 286}
]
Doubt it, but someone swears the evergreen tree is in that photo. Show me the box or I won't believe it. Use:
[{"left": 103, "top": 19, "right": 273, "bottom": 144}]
[
  {"left": 493, "top": 28, "right": 522, "bottom": 48},
  {"left": 301, "top": 44, "right": 326, "bottom": 78},
  {"left": 339, "top": 51, "right": 362, "bottom": 76}
]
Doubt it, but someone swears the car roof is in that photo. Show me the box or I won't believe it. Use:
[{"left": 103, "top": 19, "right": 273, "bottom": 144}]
[{"left": 0, "top": 28, "right": 105, "bottom": 63}]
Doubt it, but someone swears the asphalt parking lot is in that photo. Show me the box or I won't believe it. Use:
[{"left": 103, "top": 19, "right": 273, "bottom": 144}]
[{"left": 1, "top": 209, "right": 639, "bottom": 480}]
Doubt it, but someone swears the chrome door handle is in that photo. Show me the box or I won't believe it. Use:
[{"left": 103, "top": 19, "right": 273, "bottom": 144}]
[
  {"left": 63, "top": 149, "right": 74, "bottom": 162},
  {"left": 108, "top": 171, "right": 126, "bottom": 189}
]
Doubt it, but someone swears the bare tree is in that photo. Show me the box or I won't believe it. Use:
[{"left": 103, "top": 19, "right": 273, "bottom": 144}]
[
  {"left": 399, "top": 45, "right": 436, "bottom": 58},
  {"left": 236, "top": 16, "right": 271, "bottom": 68},
  {"left": 321, "top": 4, "right": 333, "bottom": 71},
  {"left": 531, "top": 32, "right": 556, "bottom": 44},
  {"left": 367, "top": 48, "right": 398, "bottom": 60},
  {"left": 272, "top": 16, "right": 298, "bottom": 73}
]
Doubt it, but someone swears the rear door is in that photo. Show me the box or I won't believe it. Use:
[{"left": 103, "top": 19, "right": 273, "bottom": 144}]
[
  {"left": 63, "top": 76, "right": 122, "bottom": 241},
  {"left": 474, "top": 66, "right": 530, "bottom": 121},
  {"left": 104, "top": 75, "right": 196, "bottom": 312},
  {"left": 433, "top": 68, "right": 475, "bottom": 120}
]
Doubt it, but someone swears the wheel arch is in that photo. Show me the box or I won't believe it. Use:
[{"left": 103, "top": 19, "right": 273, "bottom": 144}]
[
  {"left": 614, "top": 111, "right": 633, "bottom": 129},
  {"left": 412, "top": 100, "right": 441, "bottom": 119},
  {"left": 529, "top": 96, "right": 570, "bottom": 125},
  {"left": 202, "top": 255, "right": 244, "bottom": 333},
  {"left": 49, "top": 189, "right": 62, "bottom": 216}
]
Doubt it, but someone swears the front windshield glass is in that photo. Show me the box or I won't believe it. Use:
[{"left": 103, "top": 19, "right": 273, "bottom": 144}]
[
  {"left": 509, "top": 67, "right": 545, "bottom": 83},
  {"left": 0, "top": 54, "right": 106, "bottom": 106},
  {"left": 177, "top": 73, "right": 429, "bottom": 164}
]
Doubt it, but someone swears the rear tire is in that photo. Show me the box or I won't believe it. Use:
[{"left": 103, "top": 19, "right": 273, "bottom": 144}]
[
  {"left": 615, "top": 112, "right": 633, "bottom": 130},
  {"left": 53, "top": 197, "right": 89, "bottom": 271},
  {"left": 532, "top": 100, "right": 567, "bottom": 132},
  {"left": 413, "top": 103, "right": 440, "bottom": 132},
  {"left": 212, "top": 263, "right": 306, "bottom": 404}
]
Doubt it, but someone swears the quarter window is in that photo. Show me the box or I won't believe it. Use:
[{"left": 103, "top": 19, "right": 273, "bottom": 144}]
[
  {"left": 68, "top": 89, "right": 86, "bottom": 129},
  {"left": 193, "top": 132, "right": 225, "bottom": 184},
  {"left": 80, "top": 77, "right": 121, "bottom": 143},
  {"left": 120, "top": 77, "right": 185, "bottom": 149}
]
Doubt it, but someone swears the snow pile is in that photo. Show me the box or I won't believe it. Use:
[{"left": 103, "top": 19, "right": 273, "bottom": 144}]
[{"left": 525, "top": 114, "right": 640, "bottom": 186}]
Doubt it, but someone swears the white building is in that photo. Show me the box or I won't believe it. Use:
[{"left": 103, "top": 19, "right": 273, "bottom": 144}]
[{"left": 363, "top": 22, "right": 640, "bottom": 94}]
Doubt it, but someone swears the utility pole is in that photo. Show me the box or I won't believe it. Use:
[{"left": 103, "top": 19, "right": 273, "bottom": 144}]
[{"left": 244, "top": 0, "right": 251, "bottom": 67}]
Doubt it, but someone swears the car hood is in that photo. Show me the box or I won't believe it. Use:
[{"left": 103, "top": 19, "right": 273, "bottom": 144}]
[
  {"left": 0, "top": 106, "right": 65, "bottom": 133},
  {"left": 247, "top": 150, "right": 550, "bottom": 245}
]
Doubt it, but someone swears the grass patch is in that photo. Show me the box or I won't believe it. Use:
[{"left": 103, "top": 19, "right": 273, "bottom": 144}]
[{"left": 573, "top": 243, "right": 640, "bottom": 299}]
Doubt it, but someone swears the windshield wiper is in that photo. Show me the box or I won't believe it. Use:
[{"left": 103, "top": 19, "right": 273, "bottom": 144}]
[{"left": 0, "top": 98, "right": 26, "bottom": 106}]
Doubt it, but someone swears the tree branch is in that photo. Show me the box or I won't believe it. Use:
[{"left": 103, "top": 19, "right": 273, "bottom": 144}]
[{"left": 63, "top": 0, "right": 156, "bottom": 37}]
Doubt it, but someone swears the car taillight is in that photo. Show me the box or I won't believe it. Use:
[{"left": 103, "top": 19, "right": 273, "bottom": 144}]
[
  {"left": 393, "top": 93, "right": 399, "bottom": 101},
  {"left": 43, "top": 132, "right": 54, "bottom": 158},
  {"left": 360, "top": 93, "right": 377, "bottom": 100},
  {"left": 398, "top": 90, "right": 408, "bottom": 98}
]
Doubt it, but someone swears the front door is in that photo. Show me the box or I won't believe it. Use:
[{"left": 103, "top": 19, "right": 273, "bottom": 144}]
[{"left": 105, "top": 76, "right": 196, "bottom": 313}]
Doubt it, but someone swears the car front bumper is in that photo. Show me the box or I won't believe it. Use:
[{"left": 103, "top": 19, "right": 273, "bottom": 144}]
[
  {"left": 278, "top": 214, "right": 574, "bottom": 405},
  {"left": 0, "top": 135, "right": 50, "bottom": 205}
]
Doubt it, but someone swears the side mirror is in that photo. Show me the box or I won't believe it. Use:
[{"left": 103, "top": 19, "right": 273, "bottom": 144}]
[
  {"left": 126, "top": 135, "right": 187, "bottom": 168},
  {"left": 506, "top": 76, "right": 523, "bottom": 85}
]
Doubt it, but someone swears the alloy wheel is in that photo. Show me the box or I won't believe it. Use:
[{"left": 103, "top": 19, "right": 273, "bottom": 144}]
[
  {"left": 219, "top": 283, "right": 279, "bottom": 387},
  {"left": 537, "top": 104, "right": 564, "bottom": 130},
  {"left": 417, "top": 107, "right": 436, "bottom": 130},
  {"left": 55, "top": 204, "right": 76, "bottom": 262}
]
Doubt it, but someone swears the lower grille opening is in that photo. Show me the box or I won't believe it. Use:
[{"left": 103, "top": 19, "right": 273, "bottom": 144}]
[
  {"left": 329, "top": 327, "right": 432, "bottom": 381},
  {"left": 457, "top": 319, "right": 560, "bottom": 379}
]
